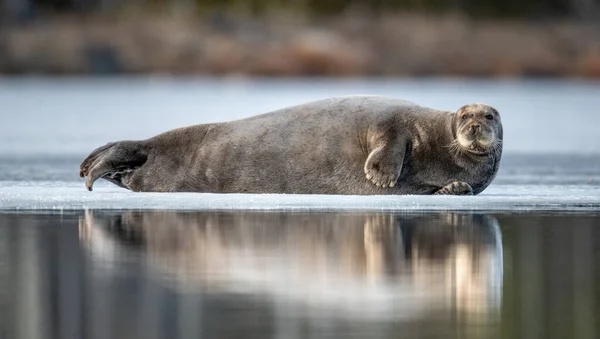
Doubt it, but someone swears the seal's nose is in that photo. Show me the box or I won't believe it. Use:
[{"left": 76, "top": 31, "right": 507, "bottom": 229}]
[{"left": 470, "top": 124, "right": 480, "bottom": 132}]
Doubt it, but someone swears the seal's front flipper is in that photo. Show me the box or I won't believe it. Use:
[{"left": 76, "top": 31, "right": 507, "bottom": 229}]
[
  {"left": 434, "top": 180, "right": 473, "bottom": 195},
  {"left": 80, "top": 141, "right": 148, "bottom": 191},
  {"left": 364, "top": 143, "right": 405, "bottom": 188}
]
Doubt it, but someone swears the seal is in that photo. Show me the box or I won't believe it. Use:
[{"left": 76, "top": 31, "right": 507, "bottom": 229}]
[{"left": 79, "top": 96, "right": 503, "bottom": 195}]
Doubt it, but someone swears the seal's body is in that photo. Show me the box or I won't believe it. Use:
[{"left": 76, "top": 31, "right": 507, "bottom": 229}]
[{"left": 80, "top": 96, "right": 503, "bottom": 195}]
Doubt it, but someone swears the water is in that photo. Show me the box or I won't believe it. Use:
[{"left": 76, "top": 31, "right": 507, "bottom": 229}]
[
  {"left": 0, "top": 77, "right": 599, "bottom": 338},
  {"left": 0, "top": 210, "right": 598, "bottom": 339}
]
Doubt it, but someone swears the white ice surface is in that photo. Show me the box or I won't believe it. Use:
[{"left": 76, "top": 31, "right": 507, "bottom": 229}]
[{"left": 1, "top": 181, "right": 599, "bottom": 211}]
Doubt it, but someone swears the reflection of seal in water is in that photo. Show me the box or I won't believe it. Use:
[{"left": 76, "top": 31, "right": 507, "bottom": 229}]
[
  {"left": 78, "top": 211, "right": 504, "bottom": 317},
  {"left": 80, "top": 96, "right": 503, "bottom": 195}
]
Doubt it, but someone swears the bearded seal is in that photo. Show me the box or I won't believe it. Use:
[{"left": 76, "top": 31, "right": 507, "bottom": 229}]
[{"left": 79, "top": 96, "right": 503, "bottom": 195}]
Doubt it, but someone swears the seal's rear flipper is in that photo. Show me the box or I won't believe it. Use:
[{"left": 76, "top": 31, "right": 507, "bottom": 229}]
[
  {"left": 433, "top": 180, "right": 473, "bottom": 196},
  {"left": 80, "top": 141, "right": 149, "bottom": 191}
]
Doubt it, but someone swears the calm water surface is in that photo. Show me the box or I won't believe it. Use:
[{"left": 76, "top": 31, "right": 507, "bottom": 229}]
[
  {"left": 0, "top": 210, "right": 598, "bottom": 339},
  {"left": 0, "top": 78, "right": 599, "bottom": 339}
]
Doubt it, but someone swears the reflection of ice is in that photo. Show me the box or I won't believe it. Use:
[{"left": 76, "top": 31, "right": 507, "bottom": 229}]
[
  {"left": 79, "top": 210, "right": 503, "bottom": 321},
  {"left": 1, "top": 181, "right": 600, "bottom": 211}
]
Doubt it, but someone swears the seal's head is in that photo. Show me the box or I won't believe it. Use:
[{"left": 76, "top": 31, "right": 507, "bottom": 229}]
[{"left": 453, "top": 104, "right": 502, "bottom": 156}]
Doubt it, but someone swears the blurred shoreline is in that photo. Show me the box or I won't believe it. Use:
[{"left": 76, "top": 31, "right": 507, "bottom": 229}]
[{"left": 1, "top": 13, "right": 600, "bottom": 78}]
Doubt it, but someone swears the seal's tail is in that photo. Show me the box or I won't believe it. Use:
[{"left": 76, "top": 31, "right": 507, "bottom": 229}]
[{"left": 79, "top": 141, "right": 148, "bottom": 191}]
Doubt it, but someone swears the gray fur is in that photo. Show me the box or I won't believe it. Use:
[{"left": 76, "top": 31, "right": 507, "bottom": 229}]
[{"left": 80, "top": 96, "right": 503, "bottom": 195}]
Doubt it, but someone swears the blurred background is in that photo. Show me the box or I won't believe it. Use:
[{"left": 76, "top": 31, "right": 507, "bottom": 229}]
[{"left": 1, "top": 0, "right": 600, "bottom": 77}]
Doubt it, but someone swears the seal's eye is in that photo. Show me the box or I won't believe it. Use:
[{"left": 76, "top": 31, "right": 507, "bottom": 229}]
[
  {"left": 461, "top": 115, "right": 468, "bottom": 120},
  {"left": 485, "top": 114, "right": 494, "bottom": 120}
]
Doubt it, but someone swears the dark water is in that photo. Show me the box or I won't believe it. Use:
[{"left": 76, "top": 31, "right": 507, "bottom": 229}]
[{"left": 0, "top": 210, "right": 598, "bottom": 339}]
